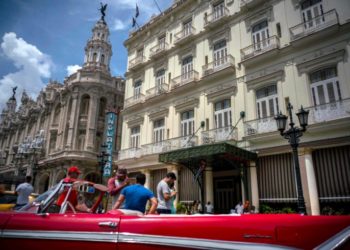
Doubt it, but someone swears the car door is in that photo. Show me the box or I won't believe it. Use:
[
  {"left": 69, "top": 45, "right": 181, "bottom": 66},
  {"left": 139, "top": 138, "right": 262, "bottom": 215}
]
[{"left": 2, "top": 212, "right": 120, "bottom": 250}]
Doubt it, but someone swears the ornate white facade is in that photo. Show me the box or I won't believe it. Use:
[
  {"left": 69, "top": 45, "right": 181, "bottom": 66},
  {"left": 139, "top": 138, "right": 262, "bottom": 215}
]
[
  {"left": 119, "top": 0, "right": 350, "bottom": 214},
  {"left": 0, "top": 18, "right": 125, "bottom": 193}
]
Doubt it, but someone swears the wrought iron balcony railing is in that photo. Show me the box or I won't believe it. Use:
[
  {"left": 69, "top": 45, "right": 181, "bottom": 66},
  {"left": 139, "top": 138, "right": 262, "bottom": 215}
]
[
  {"left": 171, "top": 70, "right": 199, "bottom": 89},
  {"left": 150, "top": 42, "right": 169, "bottom": 57},
  {"left": 241, "top": 36, "right": 280, "bottom": 61},
  {"left": 204, "top": 7, "right": 229, "bottom": 28},
  {"left": 128, "top": 56, "right": 146, "bottom": 70},
  {"left": 290, "top": 9, "right": 339, "bottom": 41},
  {"left": 174, "top": 26, "right": 196, "bottom": 44},
  {"left": 307, "top": 98, "right": 350, "bottom": 125},
  {"left": 118, "top": 147, "right": 142, "bottom": 160},
  {"left": 202, "top": 126, "right": 238, "bottom": 144},
  {"left": 202, "top": 55, "right": 235, "bottom": 77},
  {"left": 146, "top": 82, "right": 169, "bottom": 99},
  {"left": 244, "top": 115, "right": 277, "bottom": 136},
  {"left": 124, "top": 93, "right": 145, "bottom": 109}
]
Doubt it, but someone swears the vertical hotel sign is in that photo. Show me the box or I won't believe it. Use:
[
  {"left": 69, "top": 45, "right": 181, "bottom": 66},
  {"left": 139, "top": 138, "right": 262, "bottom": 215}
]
[{"left": 103, "top": 111, "right": 117, "bottom": 177}]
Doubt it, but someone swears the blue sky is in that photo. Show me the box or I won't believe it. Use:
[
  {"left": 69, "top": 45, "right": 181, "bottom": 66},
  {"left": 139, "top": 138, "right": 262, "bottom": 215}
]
[{"left": 0, "top": 0, "right": 173, "bottom": 110}]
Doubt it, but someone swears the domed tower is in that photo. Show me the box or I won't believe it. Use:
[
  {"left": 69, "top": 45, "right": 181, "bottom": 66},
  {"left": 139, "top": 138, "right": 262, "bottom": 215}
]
[{"left": 82, "top": 18, "right": 112, "bottom": 73}]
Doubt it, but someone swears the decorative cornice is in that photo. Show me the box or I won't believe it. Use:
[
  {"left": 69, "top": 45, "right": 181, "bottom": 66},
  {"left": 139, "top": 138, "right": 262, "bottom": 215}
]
[
  {"left": 174, "top": 97, "right": 199, "bottom": 113},
  {"left": 148, "top": 107, "right": 169, "bottom": 121},
  {"left": 245, "top": 64, "right": 285, "bottom": 90}
]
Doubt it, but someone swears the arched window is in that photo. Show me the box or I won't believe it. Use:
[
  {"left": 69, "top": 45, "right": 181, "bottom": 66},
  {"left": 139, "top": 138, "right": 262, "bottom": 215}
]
[
  {"left": 93, "top": 53, "right": 97, "bottom": 62},
  {"left": 98, "top": 98, "right": 107, "bottom": 117},
  {"left": 81, "top": 95, "right": 90, "bottom": 115},
  {"left": 256, "top": 85, "right": 279, "bottom": 119},
  {"left": 53, "top": 104, "right": 61, "bottom": 125},
  {"left": 310, "top": 67, "right": 341, "bottom": 105},
  {"left": 101, "top": 54, "right": 105, "bottom": 64}
]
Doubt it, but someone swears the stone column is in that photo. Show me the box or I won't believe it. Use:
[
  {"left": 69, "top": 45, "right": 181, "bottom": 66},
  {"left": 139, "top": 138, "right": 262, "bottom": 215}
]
[
  {"left": 249, "top": 161, "right": 259, "bottom": 213},
  {"left": 299, "top": 148, "right": 320, "bottom": 215},
  {"left": 204, "top": 166, "right": 214, "bottom": 206},
  {"left": 66, "top": 93, "right": 79, "bottom": 149},
  {"left": 85, "top": 93, "right": 98, "bottom": 151}
]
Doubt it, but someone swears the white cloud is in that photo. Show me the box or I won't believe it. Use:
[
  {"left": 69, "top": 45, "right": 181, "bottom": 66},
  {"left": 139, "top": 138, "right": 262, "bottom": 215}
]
[
  {"left": 0, "top": 32, "right": 52, "bottom": 111},
  {"left": 111, "top": 19, "right": 128, "bottom": 31},
  {"left": 66, "top": 64, "right": 81, "bottom": 75}
]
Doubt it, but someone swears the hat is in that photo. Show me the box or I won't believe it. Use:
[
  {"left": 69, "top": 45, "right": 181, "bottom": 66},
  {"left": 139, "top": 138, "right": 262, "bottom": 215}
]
[
  {"left": 116, "top": 168, "right": 127, "bottom": 176},
  {"left": 68, "top": 166, "right": 81, "bottom": 174}
]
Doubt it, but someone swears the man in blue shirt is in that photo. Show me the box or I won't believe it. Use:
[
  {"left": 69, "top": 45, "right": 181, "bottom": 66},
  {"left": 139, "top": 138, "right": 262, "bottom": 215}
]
[{"left": 112, "top": 173, "right": 157, "bottom": 214}]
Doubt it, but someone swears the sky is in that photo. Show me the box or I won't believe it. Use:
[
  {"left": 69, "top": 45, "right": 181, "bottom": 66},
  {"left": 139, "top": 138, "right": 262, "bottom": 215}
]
[{"left": 0, "top": 0, "right": 173, "bottom": 111}]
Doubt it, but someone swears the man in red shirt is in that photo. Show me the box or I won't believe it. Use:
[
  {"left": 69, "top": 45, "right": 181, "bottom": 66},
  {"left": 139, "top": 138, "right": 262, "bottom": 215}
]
[
  {"left": 107, "top": 167, "right": 129, "bottom": 207},
  {"left": 56, "top": 166, "right": 81, "bottom": 207}
]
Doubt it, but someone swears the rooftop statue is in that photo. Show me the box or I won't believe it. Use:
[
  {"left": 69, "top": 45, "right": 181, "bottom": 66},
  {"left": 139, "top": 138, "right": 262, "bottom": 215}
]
[
  {"left": 11, "top": 86, "right": 17, "bottom": 99},
  {"left": 99, "top": 3, "right": 107, "bottom": 22}
]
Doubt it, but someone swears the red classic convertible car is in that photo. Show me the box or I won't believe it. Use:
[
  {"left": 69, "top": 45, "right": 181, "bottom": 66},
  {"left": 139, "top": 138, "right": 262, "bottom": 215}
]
[{"left": 0, "top": 180, "right": 349, "bottom": 250}]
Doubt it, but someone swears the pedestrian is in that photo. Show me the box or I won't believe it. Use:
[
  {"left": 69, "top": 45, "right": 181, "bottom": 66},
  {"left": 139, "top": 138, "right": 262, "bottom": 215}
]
[
  {"left": 107, "top": 167, "right": 129, "bottom": 207},
  {"left": 235, "top": 201, "right": 244, "bottom": 214},
  {"left": 169, "top": 182, "right": 176, "bottom": 214},
  {"left": 56, "top": 166, "right": 81, "bottom": 208},
  {"left": 243, "top": 200, "right": 251, "bottom": 213},
  {"left": 113, "top": 173, "right": 157, "bottom": 214},
  {"left": 205, "top": 201, "right": 214, "bottom": 214},
  {"left": 14, "top": 176, "right": 34, "bottom": 210},
  {"left": 156, "top": 172, "right": 177, "bottom": 214}
]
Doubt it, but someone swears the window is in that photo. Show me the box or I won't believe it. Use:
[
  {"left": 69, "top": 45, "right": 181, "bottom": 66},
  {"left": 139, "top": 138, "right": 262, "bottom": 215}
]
[
  {"left": 156, "top": 69, "right": 165, "bottom": 93},
  {"left": 130, "top": 126, "right": 140, "bottom": 148},
  {"left": 256, "top": 85, "right": 279, "bottom": 119},
  {"left": 153, "top": 119, "right": 165, "bottom": 143},
  {"left": 214, "top": 99, "right": 232, "bottom": 128},
  {"left": 183, "top": 19, "right": 193, "bottom": 37},
  {"left": 213, "top": 40, "right": 227, "bottom": 67},
  {"left": 310, "top": 67, "right": 341, "bottom": 105},
  {"left": 181, "top": 110, "right": 195, "bottom": 137},
  {"left": 101, "top": 54, "right": 105, "bottom": 64},
  {"left": 158, "top": 35, "right": 166, "bottom": 50},
  {"left": 137, "top": 48, "right": 143, "bottom": 58},
  {"left": 182, "top": 56, "right": 193, "bottom": 80},
  {"left": 252, "top": 20, "right": 269, "bottom": 50},
  {"left": 301, "top": 0, "right": 324, "bottom": 30},
  {"left": 213, "top": 1, "right": 225, "bottom": 21},
  {"left": 133, "top": 80, "right": 142, "bottom": 99}
]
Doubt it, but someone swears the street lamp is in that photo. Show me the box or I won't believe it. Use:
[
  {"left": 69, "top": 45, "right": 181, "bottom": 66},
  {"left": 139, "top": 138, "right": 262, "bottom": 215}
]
[
  {"left": 97, "top": 144, "right": 110, "bottom": 184},
  {"left": 275, "top": 102, "right": 309, "bottom": 215}
]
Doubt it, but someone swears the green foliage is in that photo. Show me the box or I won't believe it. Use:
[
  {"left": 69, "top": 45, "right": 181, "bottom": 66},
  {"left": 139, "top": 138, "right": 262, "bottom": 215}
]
[
  {"left": 176, "top": 202, "right": 187, "bottom": 214},
  {"left": 259, "top": 204, "right": 296, "bottom": 214}
]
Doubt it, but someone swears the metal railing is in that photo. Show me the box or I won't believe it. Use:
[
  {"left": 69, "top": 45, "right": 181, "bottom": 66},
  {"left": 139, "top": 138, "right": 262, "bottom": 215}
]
[
  {"left": 118, "top": 147, "right": 142, "bottom": 160},
  {"left": 204, "top": 7, "right": 229, "bottom": 27},
  {"left": 146, "top": 82, "right": 169, "bottom": 99},
  {"left": 128, "top": 56, "right": 145, "bottom": 69},
  {"left": 241, "top": 36, "right": 280, "bottom": 60},
  {"left": 244, "top": 115, "right": 277, "bottom": 136},
  {"left": 171, "top": 70, "right": 199, "bottom": 89},
  {"left": 307, "top": 98, "right": 350, "bottom": 125},
  {"left": 174, "top": 26, "right": 196, "bottom": 44},
  {"left": 124, "top": 93, "right": 145, "bottom": 108},
  {"left": 150, "top": 42, "right": 169, "bottom": 57},
  {"left": 290, "top": 9, "right": 339, "bottom": 41},
  {"left": 202, "top": 126, "right": 238, "bottom": 144},
  {"left": 202, "top": 55, "right": 235, "bottom": 76}
]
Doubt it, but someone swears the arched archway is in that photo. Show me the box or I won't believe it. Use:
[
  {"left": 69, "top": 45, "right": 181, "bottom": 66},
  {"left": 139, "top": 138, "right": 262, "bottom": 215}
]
[
  {"left": 55, "top": 171, "right": 66, "bottom": 184},
  {"left": 38, "top": 174, "right": 50, "bottom": 194}
]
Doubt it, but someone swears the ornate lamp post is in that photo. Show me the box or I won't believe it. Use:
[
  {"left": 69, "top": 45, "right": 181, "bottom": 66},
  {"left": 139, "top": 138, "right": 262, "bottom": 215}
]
[
  {"left": 97, "top": 143, "right": 110, "bottom": 184},
  {"left": 275, "top": 102, "right": 309, "bottom": 214}
]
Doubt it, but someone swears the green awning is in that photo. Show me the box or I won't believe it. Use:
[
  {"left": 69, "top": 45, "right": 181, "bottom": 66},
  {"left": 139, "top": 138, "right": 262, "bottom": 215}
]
[{"left": 159, "top": 142, "right": 257, "bottom": 164}]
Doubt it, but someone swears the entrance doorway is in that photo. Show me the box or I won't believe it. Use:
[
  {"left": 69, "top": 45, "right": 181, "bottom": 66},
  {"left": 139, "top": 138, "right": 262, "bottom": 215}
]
[{"left": 214, "top": 176, "right": 241, "bottom": 214}]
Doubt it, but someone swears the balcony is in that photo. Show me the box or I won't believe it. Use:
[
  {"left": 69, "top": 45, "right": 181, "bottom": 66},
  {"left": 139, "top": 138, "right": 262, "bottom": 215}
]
[
  {"left": 307, "top": 98, "right": 350, "bottom": 125},
  {"left": 118, "top": 147, "right": 142, "bottom": 160},
  {"left": 202, "top": 126, "right": 238, "bottom": 144},
  {"left": 244, "top": 115, "right": 277, "bottom": 136},
  {"left": 171, "top": 70, "right": 199, "bottom": 89},
  {"left": 146, "top": 83, "right": 169, "bottom": 100},
  {"left": 128, "top": 56, "right": 146, "bottom": 71},
  {"left": 290, "top": 9, "right": 339, "bottom": 42},
  {"left": 240, "top": 0, "right": 265, "bottom": 10},
  {"left": 150, "top": 42, "right": 169, "bottom": 59},
  {"left": 124, "top": 94, "right": 145, "bottom": 109},
  {"left": 241, "top": 36, "right": 280, "bottom": 61},
  {"left": 204, "top": 7, "right": 230, "bottom": 29},
  {"left": 202, "top": 55, "right": 235, "bottom": 77},
  {"left": 174, "top": 26, "right": 196, "bottom": 45}
]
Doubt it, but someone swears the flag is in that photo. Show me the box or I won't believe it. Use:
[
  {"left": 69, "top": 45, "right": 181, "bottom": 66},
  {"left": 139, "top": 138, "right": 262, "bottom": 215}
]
[
  {"left": 135, "top": 4, "right": 139, "bottom": 18},
  {"left": 132, "top": 17, "right": 136, "bottom": 27}
]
